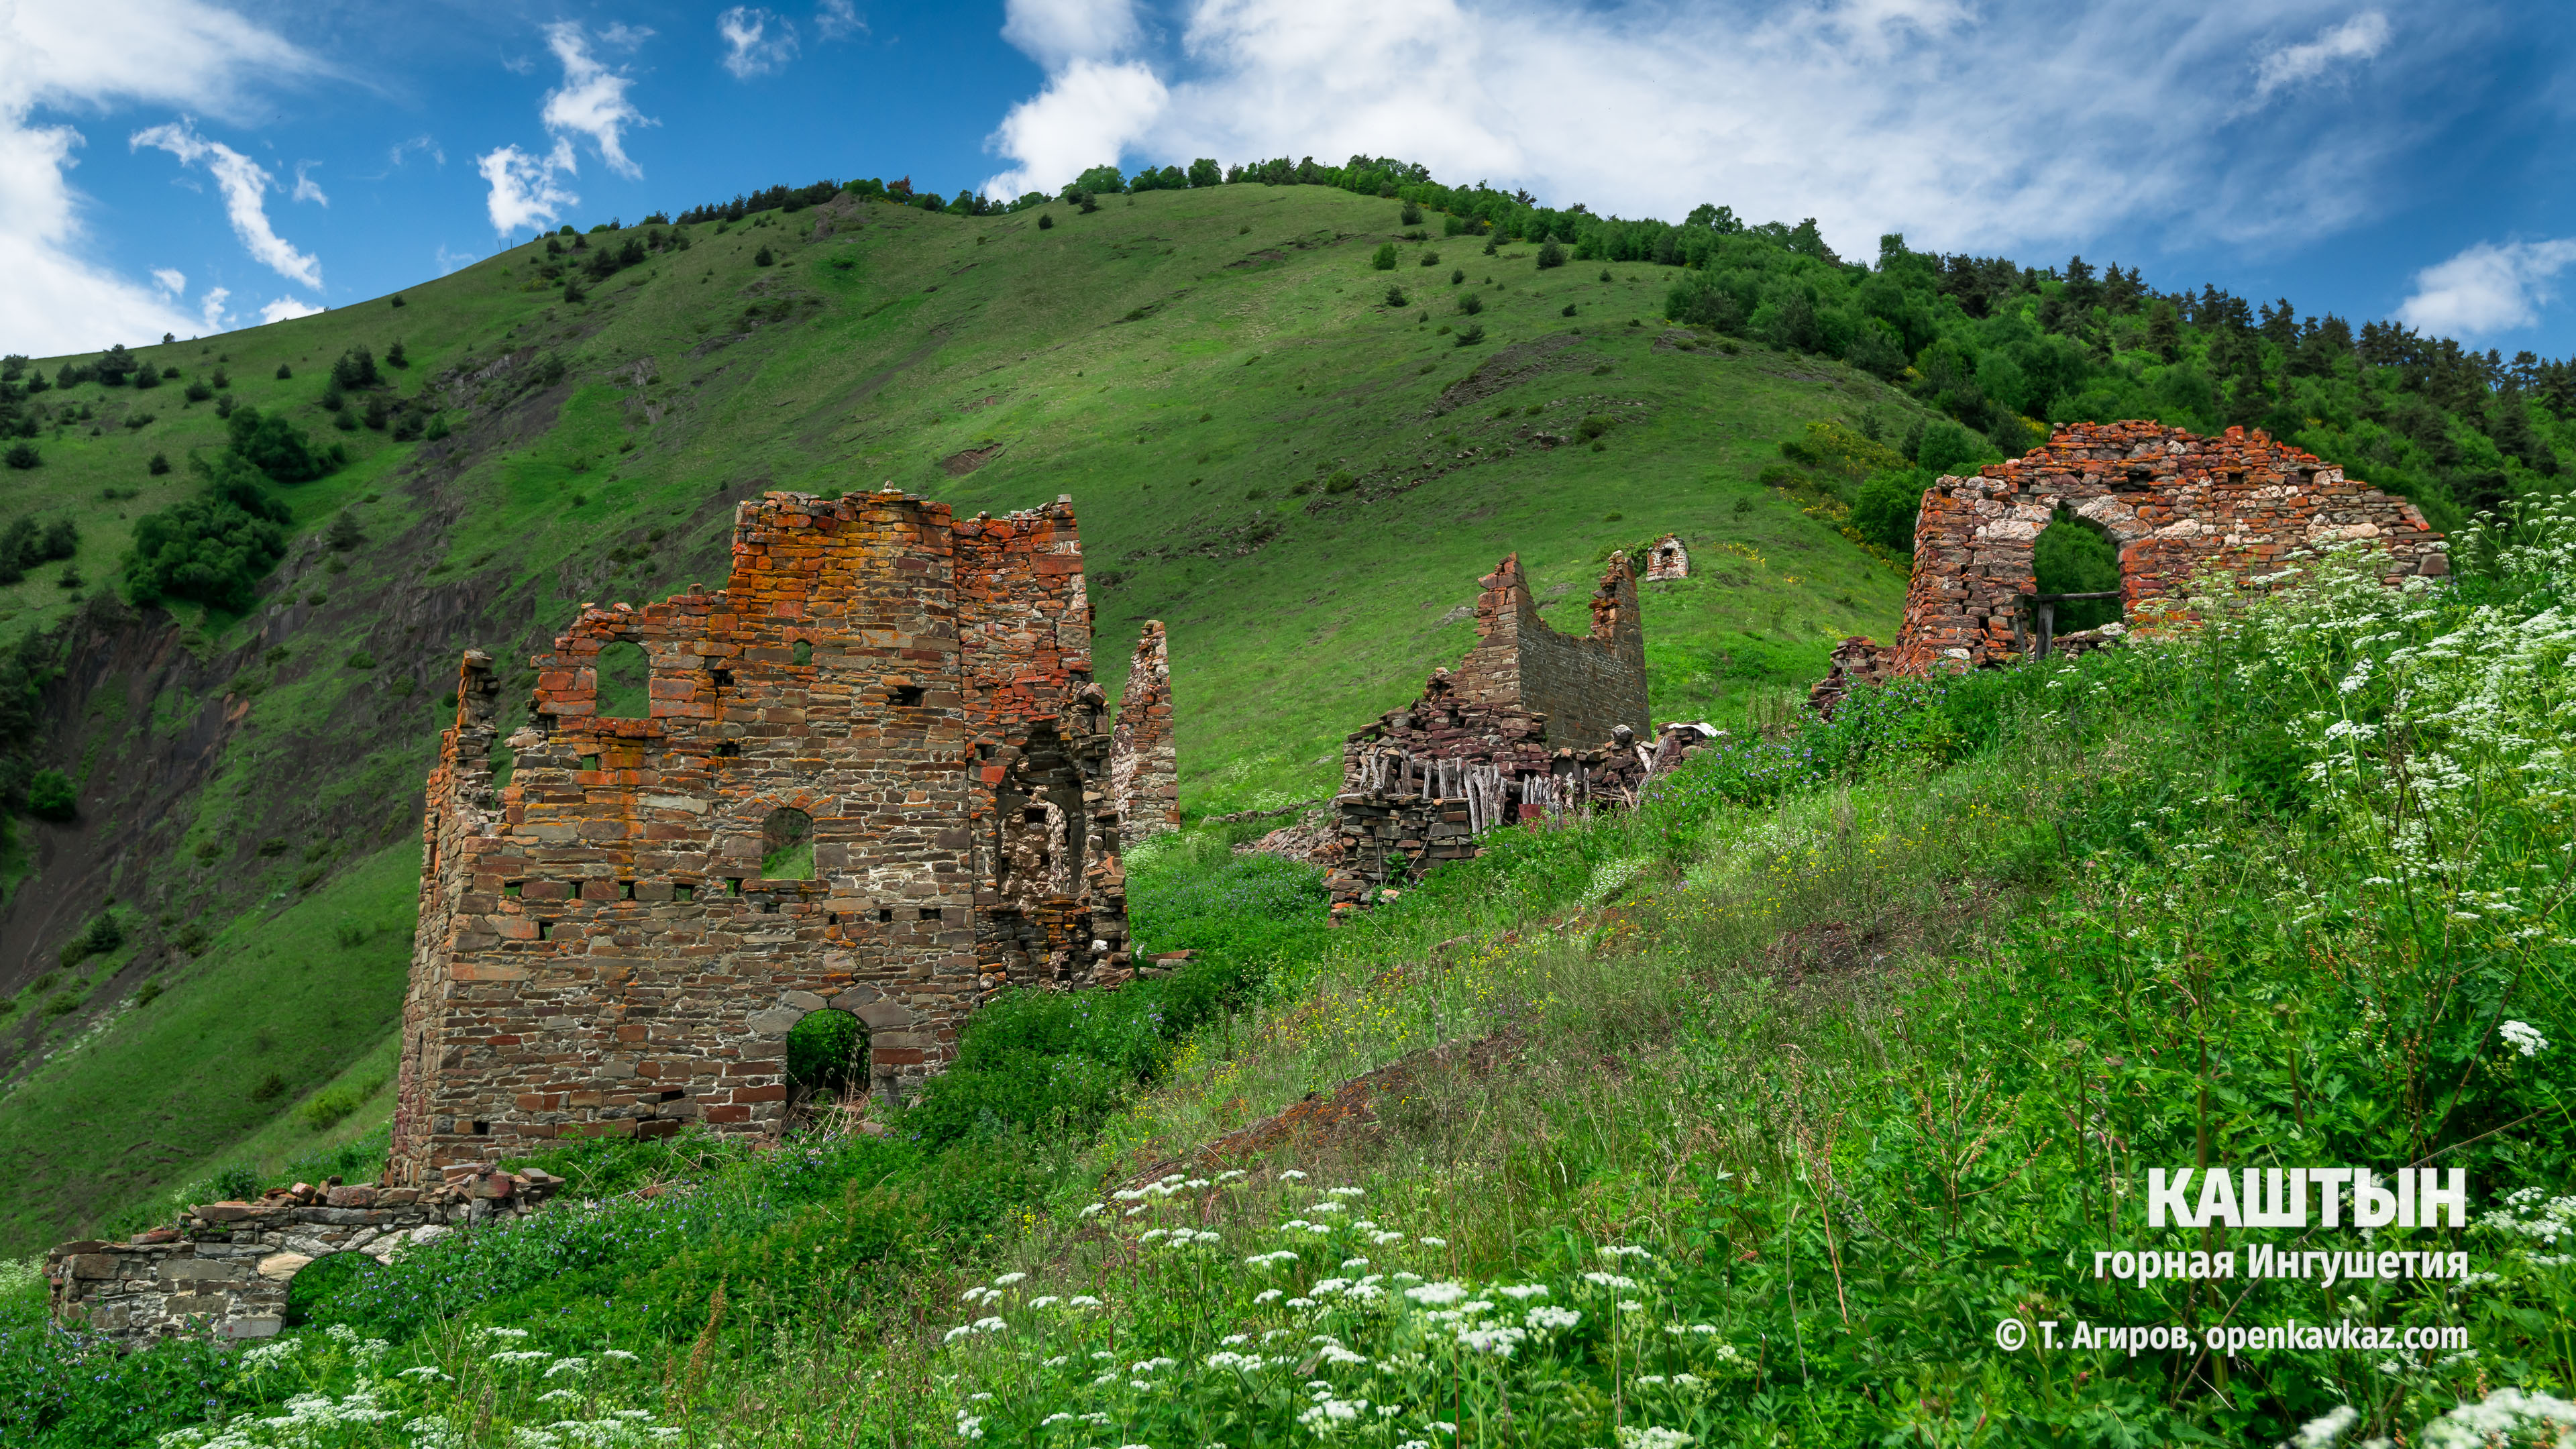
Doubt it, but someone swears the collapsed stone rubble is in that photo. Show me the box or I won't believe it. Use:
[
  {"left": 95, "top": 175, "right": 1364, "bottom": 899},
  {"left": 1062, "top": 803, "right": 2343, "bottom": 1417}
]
[
  {"left": 1644, "top": 533, "right": 1689, "bottom": 582},
  {"left": 1110, "top": 621, "right": 1179, "bottom": 841}
]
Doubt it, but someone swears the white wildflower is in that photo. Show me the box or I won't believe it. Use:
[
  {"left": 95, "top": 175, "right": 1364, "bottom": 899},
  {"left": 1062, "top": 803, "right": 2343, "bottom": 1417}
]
[{"left": 2501, "top": 1020, "right": 2550, "bottom": 1057}]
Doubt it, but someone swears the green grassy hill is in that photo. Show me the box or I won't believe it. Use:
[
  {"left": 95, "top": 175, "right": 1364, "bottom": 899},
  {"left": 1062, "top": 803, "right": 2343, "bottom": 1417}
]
[{"left": 0, "top": 182, "right": 1918, "bottom": 1253}]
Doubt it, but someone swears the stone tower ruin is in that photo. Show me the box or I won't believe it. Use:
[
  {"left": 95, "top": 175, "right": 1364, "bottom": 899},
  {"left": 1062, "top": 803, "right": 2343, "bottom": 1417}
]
[{"left": 389, "top": 488, "right": 1146, "bottom": 1185}]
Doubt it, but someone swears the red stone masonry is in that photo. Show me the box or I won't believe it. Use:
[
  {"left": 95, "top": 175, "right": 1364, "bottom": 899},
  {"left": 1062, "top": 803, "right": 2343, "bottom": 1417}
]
[
  {"left": 1890, "top": 422, "right": 2446, "bottom": 673},
  {"left": 390, "top": 489, "right": 1129, "bottom": 1185}
]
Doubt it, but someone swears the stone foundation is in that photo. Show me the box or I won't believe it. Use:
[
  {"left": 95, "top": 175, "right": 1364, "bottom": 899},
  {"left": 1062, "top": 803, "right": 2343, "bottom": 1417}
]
[{"left": 48, "top": 1170, "right": 561, "bottom": 1346}]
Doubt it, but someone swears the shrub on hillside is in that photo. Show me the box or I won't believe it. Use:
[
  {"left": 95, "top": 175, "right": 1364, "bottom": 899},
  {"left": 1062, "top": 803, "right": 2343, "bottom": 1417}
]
[
  {"left": 1853, "top": 468, "right": 1927, "bottom": 552},
  {"left": 1371, "top": 242, "right": 1398, "bottom": 270},
  {"left": 3, "top": 442, "right": 36, "bottom": 470},
  {"left": 121, "top": 463, "right": 293, "bottom": 612},
  {"left": 1910, "top": 417, "right": 2000, "bottom": 476},
  {"left": 225, "top": 405, "right": 334, "bottom": 482},
  {"left": 1536, "top": 237, "right": 1566, "bottom": 269},
  {"left": 26, "top": 767, "right": 74, "bottom": 820}
]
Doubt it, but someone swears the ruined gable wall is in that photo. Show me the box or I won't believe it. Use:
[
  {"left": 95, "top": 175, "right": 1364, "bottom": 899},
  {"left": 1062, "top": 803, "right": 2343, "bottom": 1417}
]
[
  {"left": 393, "top": 491, "right": 1121, "bottom": 1187},
  {"left": 1110, "top": 621, "right": 1179, "bottom": 842},
  {"left": 1892, "top": 423, "right": 2446, "bottom": 672},
  {"left": 1450, "top": 553, "right": 1650, "bottom": 748}
]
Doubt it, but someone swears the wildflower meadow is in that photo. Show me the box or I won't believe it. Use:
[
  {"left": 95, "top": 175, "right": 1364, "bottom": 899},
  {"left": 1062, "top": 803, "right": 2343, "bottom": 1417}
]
[{"left": 7, "top": 503, "right": 2574, "bottom": 1447}]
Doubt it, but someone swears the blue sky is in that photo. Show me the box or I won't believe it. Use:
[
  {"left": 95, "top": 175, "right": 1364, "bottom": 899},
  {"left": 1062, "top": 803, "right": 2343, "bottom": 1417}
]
[{"left": 6, "top": 0, "right": 2575, "bottom": 361}]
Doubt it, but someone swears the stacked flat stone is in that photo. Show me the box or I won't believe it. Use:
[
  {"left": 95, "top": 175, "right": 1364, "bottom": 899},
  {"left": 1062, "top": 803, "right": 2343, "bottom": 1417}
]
[
  {"left": 1889, "top": 422, "right": 2445, "bottom": 674},
  {"left": 1110, "top": 621, "right": 1180, "bottom": 840},
  {"left": 394, "top": 490, "right": 1131, "bottom": 1188},
  {"left": 1323, "top": 550, "right": 1664, "bottom": 914},
  {"left": 48, "top": 1170, "right": 561, "bottom": 1345}
]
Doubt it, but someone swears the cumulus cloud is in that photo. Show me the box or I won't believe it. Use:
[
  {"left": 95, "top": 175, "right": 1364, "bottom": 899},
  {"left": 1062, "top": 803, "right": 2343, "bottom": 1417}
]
[
  {"left": 292, "top": 159, "right": 327, "bottom": 205},
  {"left": 259, "top": 296, "right": 323, "bottom": 324},
  {"left": 816, "top": 0, "right": 866, "bottom": 42},
  {"left": 0, "top": 0, "right": 316, "bottom": 353},
  {"left": 982, "top": 0, "right": 2461, "bottom": 258},
  {"left": 540, "top": 21, "right": 651, "bottom": 178},
  {"left": 198, "top": 286, "right": 230, "bottom": 331},
  {"left": 719, "top": 7, "right": 801, "bottom": 78},
  {"left": 152, "top": 266, "right": 185, "bottom": 294},
  {"left": 1002, "top": 0, "right": 1141, "bottom": 70},
  {"left": 2396, "top": 239, "right": 2576, "bottom": 337},
  {"left": 478, "top": 139, "right": 579, "bottom": 233},
  {"left": 130, "top": 117, "right": 323, "bottom": 289},
  {"left": 987, "top": 59, "right": 1171, "bottom": 199},
  {"left": 2253, "top": 12, "right": 2391, "bottom": 101},
  {"left": 477, "top": 21, "right": 655, "bottom": 238}
]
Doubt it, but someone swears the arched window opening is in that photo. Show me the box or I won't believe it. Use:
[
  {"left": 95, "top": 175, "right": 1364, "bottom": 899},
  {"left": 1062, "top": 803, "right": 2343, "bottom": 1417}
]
[
  {"left": 282, "top": 1251, "right": 368, "bottom": 1327},
  {"left": 596, "top": 641, "right": 651, "bottom": 720},
  {"left": 2033, "top": 509, "right": 2123, "bottom": 633},
  {"left": 784, "top": 1007, "right": 871, "bottom": 1130},
  {"left": 761, "top": 807, "right": 814, "bottom": 879}
]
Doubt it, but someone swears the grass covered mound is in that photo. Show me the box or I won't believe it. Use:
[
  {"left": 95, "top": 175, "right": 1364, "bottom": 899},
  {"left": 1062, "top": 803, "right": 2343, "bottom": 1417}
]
[{"left": 7, "top": 508, "right": 2573, "bottom": 1446}]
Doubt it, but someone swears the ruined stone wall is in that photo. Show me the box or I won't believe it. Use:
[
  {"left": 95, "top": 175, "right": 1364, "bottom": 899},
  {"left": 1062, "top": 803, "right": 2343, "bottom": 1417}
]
[
  {"left": 1110, "top": 621, "right": 1179, "bottom": 841},
  {"left": 1645, "top": 535, "right": 1688, "bottom": 582},
  {"left": 49, "top": 1170, "right": 561, "bottom": 1346},
  {"left": 390, "top": 490, "right": 1127, "bottom": 1187},
  {"left": 1320, "top": 555, "right": 1678, "bottom": 914},
  {"left": 1449, "top": 553, "right": 1649, "bottom": 749},
  {"left": 1892, "top": 423, "right": 2446, "bottom": 672}
]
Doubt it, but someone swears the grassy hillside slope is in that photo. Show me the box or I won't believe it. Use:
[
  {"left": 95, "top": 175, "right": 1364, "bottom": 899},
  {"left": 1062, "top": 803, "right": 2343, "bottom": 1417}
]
[{"left": 0, "top": 182, "right": 1915, "bottom": 1252}]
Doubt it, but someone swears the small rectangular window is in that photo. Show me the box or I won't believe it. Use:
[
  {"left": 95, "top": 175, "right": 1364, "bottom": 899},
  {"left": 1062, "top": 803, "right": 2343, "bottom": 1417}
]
[
  {"left": 1024, "top": 806, "right": 1049, "bottom": 824},
  {"left": 504, "top": 881, "right": 523, "bottom": 898},
  {"left": 792, "top": 640, "right": 813, "bottom": 666},
  {"left": 659, "top": 1089, "right": 686, "bottom": 1102},
  {"left": 711, "top": 669, "right": 733, "bottom": 689},
  {"left": 876, "top": 907, "right": 894, "bottom": 923},
  {"left": 918, "top": 906, "right": 941, "bottom": 922},
  {"left": 714, "top": 741, "right": 741, "bottom": 758},
  {"left": 537, "top": 922, "right": 552, "bottom": 941},
  {"left": 470, "top": 1121, "right": 489, "bottom": 1135},
  {"left": 892, "top": 684, "right": 925, "bottom": 706},
  {"left": 727, "top": 878, "right": 743, "bottom": 896},
  {"left": 581, "top": 753, "right": 601, "bottom": 771},
  {"left": 621, "top": 880, "right": 635, "bottom": 900},
  {"left": 675, "top": 881, "right": 696, "bottom": 902}
]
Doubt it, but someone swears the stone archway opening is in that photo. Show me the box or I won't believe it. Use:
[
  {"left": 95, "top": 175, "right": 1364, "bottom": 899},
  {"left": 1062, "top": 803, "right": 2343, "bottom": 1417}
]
[
  {"left": 596, "top": 640, "right": 651, "bottom": 719},
  {"left": 761, "top": 807, "right": 814, "bottom": 879},
  {"left": 280, "top": 1250, "right": 368, "bottom": 1328},
  {"left": 2033, "top": 508, "right": 2123, "bottom": 633},
  {"left": 784, "top": 1006, "right": 871, "bottom": 1132}
]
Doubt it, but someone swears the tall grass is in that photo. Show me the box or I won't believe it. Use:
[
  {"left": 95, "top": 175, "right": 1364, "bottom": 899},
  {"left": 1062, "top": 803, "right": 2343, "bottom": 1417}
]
[{"left": 19, "top": 527, "right": 2576, "bottom": 1447}]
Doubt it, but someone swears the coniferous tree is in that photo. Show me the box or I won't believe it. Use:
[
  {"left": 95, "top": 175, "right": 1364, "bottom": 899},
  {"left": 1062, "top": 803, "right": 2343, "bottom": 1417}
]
[{"left": 1536, "top": 238, "right": 1566, "bottom": 270}]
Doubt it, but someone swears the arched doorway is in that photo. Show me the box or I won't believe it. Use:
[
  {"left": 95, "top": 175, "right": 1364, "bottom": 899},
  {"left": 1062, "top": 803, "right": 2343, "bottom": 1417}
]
[{"left": 281, "top": 1250, "right": 369, "bottom": 1327}]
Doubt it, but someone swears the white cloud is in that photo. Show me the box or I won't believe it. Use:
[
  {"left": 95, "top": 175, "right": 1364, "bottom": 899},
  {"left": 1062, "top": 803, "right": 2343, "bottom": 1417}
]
[
  {"left": 477, "top": 19, "right": 655, "bottom": 237},
  {"left": 292, "top": 159, "right": 326, "bottom": 205},
  {"left": 981, "top": 0, "right": 2462, "bottom": 258},
  {"left": 719, "top": 7, "right": 801, "bottom": 78},
  {"left": 152, "top": 266, "right": 185, "bottom": 294},
  {"left": 436, "top": 244, "right": 478, "bottom": 274},
  {"left": 259, "top": 295, "right": 322, "bottom": 324},
  {"left": 197, "top": 285, "right": 229, "bottom": 332},
  {"left": 816, "top": 0, "right": 866, "bottom": 42},
  {"left": 1002, "top": 0, "right": 1141, "bottom": 70},
  {"left": 2396, "top": 239, "right": 2576, "bottom": 337},
  {"left": 478, "top": 139, "right": 578, "bottom": 234},
  {"left": 0, "top": 0, "right": 317, "bottom": 354},
  {"left": 2253, "top": 12, "right": 2391, "bottom": 101},
  {"left": 130, "top": 118, "right": 323, "bottom": 289},
  {"left": 540, "top": 21, "right": 651, "bottom": 178},
  {"left": 987, "top": 59, "right": 1169, "bottom": 199}
]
